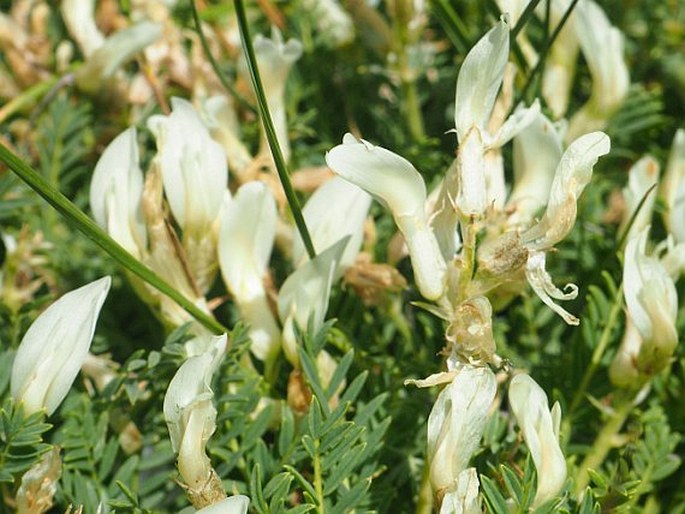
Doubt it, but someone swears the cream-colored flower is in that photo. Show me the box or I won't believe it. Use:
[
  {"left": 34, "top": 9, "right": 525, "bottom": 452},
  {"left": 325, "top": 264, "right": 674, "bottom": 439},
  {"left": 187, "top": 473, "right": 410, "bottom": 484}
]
[
  {"left": 249, "top": 27, "right": 303, "bottom": 163},
  {"left": 278, "top": 238, "right": 348, "bottom": 366},
  {"left": 75, "top": 21, "right": 163, "bottom": 93},
  {"left": 508, "top": 374, "right": 566, "bottom": 508},
  {"left": 61, "top": 0, "right": 105, "bottom": 58},
  {"left": 90, "top": 127, "right": 147, "bottom": 259},
  {"left": 326, "top": 134, "right": 446, "bottom": 300},
  {"left": 149, "top": 97, "right": 228, "bottom": 292},
  {"left": 567, "top": 0, "right": 629, "bottom": 141},
  {"left": 427, "top": 365, "right": 496, "bottom": 495},
  {"left": 623, "top": 229, "right": 678, "bottom": 377},
  {"left": 293, "top": 176, "right": 372, "bottom": 274},
  {"left": 660, "top": 129, "right": 685, "bottom": 243},
  {"left": 439, "top": 468, "right": 481, "bottom": 514},
  {"left": 11, "top": 277, "right": 111, "bottom": 416},
  {"left": 164, "top": 334, "right": 227, "bottom": 496},
  {"left": 194, "top": 496, "right": 250, "bottom": 514},
  {"left": 618, "top": 156, "right": 660, "bottom": 243},
  {"left": 507, "top": 112, "right": 563, "bottom": 227},
  {"left": 219, "top": 183, "right": 280, "bottom": 364}
]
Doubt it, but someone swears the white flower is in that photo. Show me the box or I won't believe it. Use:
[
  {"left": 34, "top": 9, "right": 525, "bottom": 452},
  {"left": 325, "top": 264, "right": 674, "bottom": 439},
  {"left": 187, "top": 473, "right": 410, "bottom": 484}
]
[
  {"left": 522, "top": 131, "right": 610, "bottom": 251},
  {"left": 301, "top": 0, "right": 354, "bottom": 47},
  {"left": 427, "top": 365, "right": 496, "bottom": 494},
  {"left": 61, "top": 0, "right": 105, "bottom": 58},
  {"left": 539, "top": 0, "right": 580, "bottom": 118},
  {"left": 619, "top": 156, "right": 660, "bottom": 243},
  {"left": 293, "top": 176, "right": 372, "bottom": 273},
  {"left": 326, "top": 134, "right": 446, "bottom": 300},
  {"left": 164, "top": 334, "right": 227, "bottom": 491},
  {"left": 567, "top": 0, "right": 629, "bottom": 140},
  {"left": 90, "top": 127, "right": 147, "bottom": 259},
  {"left": 508, "top": 374, "right": 566, "bottom": 508},
  {"left": 439, "top": 468, "right": 481, "bottom": 514},
  {"left": 148, "top": 97, "right": 227, "bottom": 238},
  {"left": 622, "top": 229, "right": 678, "bottom": 376},
  {"left": 194, "top": 496, "right": 250, "bottom": 514},
  {"left": 608, "top": 315, "right": 643, "bottom": 388},
  {"left": 507, "top": 112, "right": 563, "bottom": 227},
  {"left": 219, "top": 183, "right": 280, "bottom": 364},
  {"left": 660, "top": 129, "right": 685, "bottom": 243},
  {"left": 451, "top": 18, "right": 539, "bottom": 218},
  {"left": 149, "top": 97, "right": 228, "bottom": 292},
  {"left": 11, "top": 277, "right": 111, "bottom": 416},
  {"left": 249, "top": 27, "right": 303, "bottom": 163},
  {"left": 201, "top": 95, "right": 253, "bottom": 182},
  {"left": 76, "top": 22, "right": 163, "bottom": 93},
  {"left": 278, "top": 238, "right": 348, "bottom": 366}
]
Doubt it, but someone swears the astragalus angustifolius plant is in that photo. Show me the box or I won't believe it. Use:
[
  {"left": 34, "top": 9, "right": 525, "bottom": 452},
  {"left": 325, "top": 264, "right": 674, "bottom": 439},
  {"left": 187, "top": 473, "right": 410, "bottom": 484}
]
[{"left": 0, "top": 1, "right": 684, "bottom": 513}]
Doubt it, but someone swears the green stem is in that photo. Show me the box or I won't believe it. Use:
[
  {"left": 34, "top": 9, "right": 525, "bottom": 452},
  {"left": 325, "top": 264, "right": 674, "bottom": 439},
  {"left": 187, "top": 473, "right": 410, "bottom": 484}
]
[
  {"left": 401, "top": 74, "right": 425, "bottom": 142},
  {"left": 189, "top": 0, "right": 256, "bottom": 114},
  {"left": 573, "top": 392, "right": 634, "bottom": 496},
  {"left": 0, "top": 143, "right": 228, "bottom": 335},
  {"left": 567, "top": 283, "right": 624, "bottom": 417},
  {"left": 233, "top": 0, "right": 317, "bottom": 260}
]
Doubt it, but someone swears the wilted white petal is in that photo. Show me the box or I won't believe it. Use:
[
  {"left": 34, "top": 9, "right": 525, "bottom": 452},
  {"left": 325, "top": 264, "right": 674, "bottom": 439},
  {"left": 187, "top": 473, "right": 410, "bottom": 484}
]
[
  {"left": 509, "top": 374, "right": 567, "bottom": 508},
  {"left": 76, "top": 22, "right": 163, "bottom": 93},
  {"left": 279, "top": 238, "right": 348, "bottom": 365},
  {"left": 195, "top": 496, "right": 250, "bottom": 514},
  {"left": 61, "top": 0, "right": 105, "bottom": 57},
  {"left": 428, "top": 365, "right": 496, "bottom": 494},
  {"left": 90, "top": 127, "right": 147, "bottom": 258},
  {"left": 525, "top": 251, "right": 579, "bottom": 325},
  {"left": 219, "top": 183, "right": 280, "bottom": 362},
  {"left": 661, "top": 129, "right": 685, "bottom": 243},
  {"left": 507, "top": 112, "right": 563, "bottom": 226},
  {"left": 619, "top": 156, "right": 659, "bottom": 243},
  {"left": 440, "top": 468, "right": 481, "bottom": 514},
  {"left": 454, "top": 19, "right": 510, "bottom": 141},
  {"left": 293, "top": 177, "right": 372, "bottom": 272},
  {"left": 11, "top": 277, "right": 111, "bottom": 416},
  {"left": 522, "top": 131, "right": 610, "bottom": 250},
  {"left": 327, "top": 134, "right": 446, "bottom": 299}
]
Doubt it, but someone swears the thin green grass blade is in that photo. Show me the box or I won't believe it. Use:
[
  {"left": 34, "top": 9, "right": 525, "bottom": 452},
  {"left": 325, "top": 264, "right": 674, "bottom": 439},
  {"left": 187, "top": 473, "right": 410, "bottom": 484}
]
[
  {"left": 233, "top": 0, "right": 317, "bottom": 259},
  {"left": 0, "top": 142, "right": 228, "bottom": 335}
]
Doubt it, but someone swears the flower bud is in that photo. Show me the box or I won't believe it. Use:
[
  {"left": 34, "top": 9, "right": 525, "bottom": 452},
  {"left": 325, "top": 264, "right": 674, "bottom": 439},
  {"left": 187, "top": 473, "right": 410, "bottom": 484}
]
[
  {"left": 90, "top": 127, "right": 147, "bottom": 259},
  {"left": 508, "top": 374, "right": 566, "bottom": 508},
  {"left": 11, "top": 277, "right": 111, "bottom": 416},
  {"left": 164, "top": 335, "right": 227, "bottom": 505}
]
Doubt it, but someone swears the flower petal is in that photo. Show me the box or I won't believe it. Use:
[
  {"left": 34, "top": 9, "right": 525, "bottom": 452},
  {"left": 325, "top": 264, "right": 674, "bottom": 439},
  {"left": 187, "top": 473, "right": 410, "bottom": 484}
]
[{"left": 11, "top": 277, "right": 111, "bottom": 416}]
